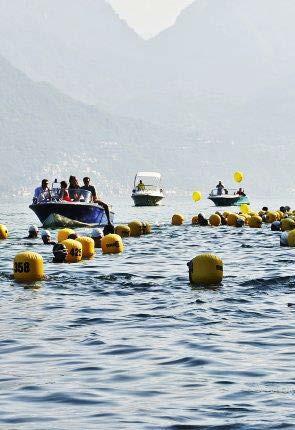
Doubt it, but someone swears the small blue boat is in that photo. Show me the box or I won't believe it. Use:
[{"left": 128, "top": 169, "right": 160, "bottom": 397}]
[
  {"left": 30, "top": 189, "right": 114, "bottom": 227},
  {"left": 208, "top": 188, "right": 250, "bottom": 207}
]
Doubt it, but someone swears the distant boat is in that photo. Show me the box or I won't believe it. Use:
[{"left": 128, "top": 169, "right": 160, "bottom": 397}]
[
  {"left": 208, "top": 188, "right": 250, "bottom": 207},
  {"left": 30, "top": 189, "right": 114, "bottom": 227},
  {"left": 131, "top": 172, "right": 164, "bottom": 206}
]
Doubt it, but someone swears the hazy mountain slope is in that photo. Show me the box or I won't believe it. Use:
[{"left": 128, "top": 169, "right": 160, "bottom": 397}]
[{"left": 0, "top": 0, "right": 147, "bottom": 105}]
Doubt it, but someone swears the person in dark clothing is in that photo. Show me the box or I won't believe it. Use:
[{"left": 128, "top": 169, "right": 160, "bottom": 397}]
[
  {"left": 81, "top": 177, "right": 113, "bottom": 226},
  {"left": 216, "top": 181, "right": 225, "bottom": 196}
]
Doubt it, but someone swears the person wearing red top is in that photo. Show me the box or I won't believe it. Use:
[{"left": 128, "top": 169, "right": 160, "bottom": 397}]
[{"left": 59, "top": 181, "right": 71, "bottom": 202}]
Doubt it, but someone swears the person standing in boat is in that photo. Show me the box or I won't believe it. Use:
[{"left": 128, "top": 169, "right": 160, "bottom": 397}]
[
  {"left": 137, "top": 180, "right": 145, "bottom": 191},
  {"left": 33, "top": 179, "right": 51, "bottom": 203},
  {"left": 81, "top": 177, "right": 113, "bottom": 226},
  {"left": 216, "top": 181, "right": 225, "bottom": 196}
]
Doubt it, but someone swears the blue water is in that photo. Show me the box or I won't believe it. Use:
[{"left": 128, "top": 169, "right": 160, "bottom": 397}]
[{"left": 0, "top": 197, "right": 294, "bottom": 429}]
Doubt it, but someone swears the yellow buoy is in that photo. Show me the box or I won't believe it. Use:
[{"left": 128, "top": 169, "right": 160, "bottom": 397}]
[
  {"left": 57, "top": 228, "right": 75, "bottom": 243},
  {"left": 234, "top": 171, "right": 244, "bottom": 183},
  {"left": 142, "top": 222, "right": 152, "bottom": 234},
  {"left": 209, "top": 214, "right": 221, "bottom": 227},
  {"left": 0, "top": 224, "right": 8, "bottom": 240},
  {"left": 76, "top": 237, "right": 95, "bottom": 259},
  {"left": 128, "top": 220, "right": 143, "bottom": 237},
  {"left": 266, "top": 211, "right": 277, "bottom": 223},
  {"left": 172, "top": 214, "right": 184, "bottom": 226},
  {"left": 13, "top": 251, "right": 44, "bottom": 282},
  {"left": 192, "top": 191, "right": 202, "bottom": 202},
  {"left": 61, "top": 239, "right": 82, "bottom": 263},
  {"left": 227, "top": 213, "right": 239, "bottom": 227},
  {"left": 287, "top": 230, "right": 295, "bottom": 247},
  {"left": 281, "top": 218, "right": 295, "bottom": 232},
  {"left": 248, "top": 215, "right": 262, "bottom": 228},
  {"left": 115, "top": 225, "right": 131, "bottom": 238},
  {"left": 101, "top": 234, "right": 124, "bottom": 254},
  {"left": 240, "top": 204, "right": 250, "bottom": 214},
  {"left": 188, "top": 254, "right": 223, "bottom": 286}
]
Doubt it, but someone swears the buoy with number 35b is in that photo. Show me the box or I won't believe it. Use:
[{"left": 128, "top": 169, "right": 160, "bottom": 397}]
[{"left": 13, "top": 251, "right": 44, "bottom": 282}]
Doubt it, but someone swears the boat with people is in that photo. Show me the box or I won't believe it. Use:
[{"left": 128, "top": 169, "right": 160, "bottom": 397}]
[
  {"left": 208, "top": 181, "right": 250, "bottom": 207},
  {"left": 30, "top": 178, "right": 114, "bottom": 228},
  {"left": 131, "top": 172, "right": 164, "bottom": 206}
]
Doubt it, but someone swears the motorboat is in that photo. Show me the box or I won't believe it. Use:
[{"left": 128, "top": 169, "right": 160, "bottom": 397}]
[
  {"left": 30, "top": 188, "right": 114, "bottom": 228},
  {"left": 208, "top": 188, "right": 250, "bottom": 207},
  {"left": 131, "top": 172, "right": 164, "bottom": 206}
]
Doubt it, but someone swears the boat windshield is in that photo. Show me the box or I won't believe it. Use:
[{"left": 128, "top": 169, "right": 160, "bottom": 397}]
[
  {"left": 50, "top": 188, "right": 92, "bottom": 203},
  {"left": 209, "top": 188, "right": 239, "bottom": 197}
]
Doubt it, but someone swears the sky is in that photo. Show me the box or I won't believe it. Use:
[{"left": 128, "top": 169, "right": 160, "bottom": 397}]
[{"left": 107, "top": 0, "right": 195, "bottom": 39}]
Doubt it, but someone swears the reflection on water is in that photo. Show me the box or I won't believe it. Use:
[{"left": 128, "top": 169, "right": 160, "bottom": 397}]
[{"left": 0, "top": 197, "right": 294, "bottom": 429}]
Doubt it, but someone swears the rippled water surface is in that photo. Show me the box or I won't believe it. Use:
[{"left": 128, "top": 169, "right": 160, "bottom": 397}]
[{"left": 0, "top": 197, "right": 294, "bottom": 429}]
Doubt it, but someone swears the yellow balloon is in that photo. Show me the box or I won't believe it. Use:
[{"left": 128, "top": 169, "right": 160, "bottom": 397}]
[
  {"left": 192, "top": 191, "right": 202, "bottom": 202},
  {"left": 234, "top": 171, "right": 244, "bottom": 183},
  {"left": 240, "top": 203, "right": 250, "bottom": 214}
]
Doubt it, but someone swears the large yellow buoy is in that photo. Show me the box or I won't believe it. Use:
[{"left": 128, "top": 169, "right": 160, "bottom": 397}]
[
  {"left": 265, "top": 211, "right": 277, "bottom": 223},
  {"left": 281, "top": 218, "right": 295, "bottom": 232},
  {"left": 209, "top": 214, "right": 221, "bottom": 227},
  {"left": 234, "top": 171, "right": 244, "bottom": 183},
  {"left": 61, "top": 239, "right": 82, "bottom": 263},
  {"left": 128, "top": 220, "right": 143, "bottom": 237},
  {"left": 142, "top": 222, "right": 152, "bottom": 234},
  {"left": 240, "top": 204, "right": 250, "bottom": 214},
  {"left": 13, "top": 251, "right": 44, "bottom": 282},
  {"left": 115, "top": 225, "right": 131, "bottom": 238},
  {"left": 227, "top": 213, "right": 239, "bottom": 227},
  {"left": 192, "top": 191, "right": 202, "bottom": 202},
  {"left": 172, "top": 214, "right": 184, "bottom": 226},
  {"left": 188, "top": 254, "right": 223, "bottom": 286},
  {"left": 0, "top": 224, "right": 8, "bottom": 240},
  {"left": 76, "top": 237, "right": 95, "bottom": 259},
  {"left": 248, "top": 215, "right": 262, "bottom": 228},
  {"left": 101, "top": 234, "right": 124, "bottom": 254},
  {"left": 287, "top": 230, "right": 295, "bottom": 247},
  {"left": 57, "top": 228, "right": 76, "bottom": 243}
]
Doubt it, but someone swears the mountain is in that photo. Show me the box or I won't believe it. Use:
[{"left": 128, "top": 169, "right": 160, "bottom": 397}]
[{"left": 0, "top": 0, "right": 146, "bottom": 106}]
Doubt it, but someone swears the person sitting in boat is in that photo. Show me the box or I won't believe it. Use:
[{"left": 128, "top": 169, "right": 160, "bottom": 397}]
[
  {"left": 236, "top": 188, "right": 245, "bottom": 196},
  {"left": 33, "top": 179, "right": 51, "bottom": 203},
  {"left": 59, "top": 181, "right": 71, "bottom": 202},
  {"left": 216, "top": 181, "right": 225, "bottom": 196},
  {"left": 137, "top": 180, "right": 145, "bottom": 191},
  {"left": 81, "top": 176, "right": 113, "bottom": 226},
  {"left": 68, "top": 176, "right": 81, "bottom": 201}
]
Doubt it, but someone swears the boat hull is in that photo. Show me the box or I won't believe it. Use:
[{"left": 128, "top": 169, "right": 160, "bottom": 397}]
[
  {"left": 29, "top": 202, "right": 114, "bottom": 226},
  {"left": 208, "top": 196, "right": 250, "bottom": 207},
  {"left": 131, "top": 194, "right": 164, "bottom": 207}
]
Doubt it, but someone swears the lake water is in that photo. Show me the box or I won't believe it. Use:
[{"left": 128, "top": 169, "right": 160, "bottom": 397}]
[{"left": 0, "top": 196, "right": 294, "bottom": 429}]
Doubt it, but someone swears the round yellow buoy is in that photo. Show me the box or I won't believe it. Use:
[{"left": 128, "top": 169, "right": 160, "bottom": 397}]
[
  {"left": 248, "top": 215, "right": 262, "bottom": 228},
  {"left": 191, "top": 216, "right": 199, "bottom": 225},
  {"left": 57, "top": 228, "right": 76, "bottom": 243},
  {"left": 188, "top": 254, "right": 223, "bottom": 286},
  {"left": 76, "top": 237, "right": 95, "bottom": 259},
  {"left": 240, "top": 204, "right": 250, "bottom": 214},
  {"left": 192, "top": 191, "right": 202, "bottom": 202},
  {"left": 266, "top": 211, "right": 277, "bottom": 223},
  {"left": 287, "top": 230, "right": 295, "bottom": 247},
  {"left": 61, "top": 239, "right": 82, "bottom": 263},
  {"left": 227, "top": 213, "right": 239, "bottom": 227},
  {"left": 209, "top": 214, "right": 221, "bottom": 227},
  {"left": 0, "top": 224, "right": 8, "bottom": 240},
  {"left": 234, "top": 171, "right": 244, "bottom": 183},
  {"left": 172, "top": 214, "right": 184, "bottom": 226},
  {"left": 13, "top": 251, "right": 44, "bottom": 282},
  {"left": 128, "top": 220, "right": 143, "bottom": 237},
  {"left": 115, "top": 225, "right": 131, "bottom": 238},
  {"left": 101, "top": 234, "right": 124, "bottom": 254},
  {"left": 142, "top": 222, "right": 152, "bottom": 234},
  {"left": 281, "top": 218, "right": 295, "bottom": 232}
]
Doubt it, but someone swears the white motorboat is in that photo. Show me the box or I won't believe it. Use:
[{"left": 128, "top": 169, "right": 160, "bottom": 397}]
[{"left": 131, "top": 172, "right": 164, "bottom": 206}]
